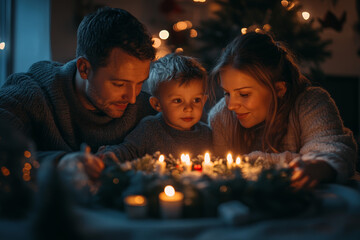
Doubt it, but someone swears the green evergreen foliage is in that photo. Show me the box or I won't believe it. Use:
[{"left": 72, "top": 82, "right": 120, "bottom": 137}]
[{"left": 192, "top": 0, "right": 332, "bottom": 73}]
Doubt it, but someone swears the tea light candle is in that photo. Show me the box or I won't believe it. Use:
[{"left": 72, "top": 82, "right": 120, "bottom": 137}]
[
  {"left": 227, "top": 153, "right": 233, "bottom": 170},
  {"left": 159, "top": 185, "right": 184, "bottom": 219},
  {"left": 124, "top": 195, "right": 148, "bottom": 219},
  {"left": 155, "top": 154, "right": 166, "bottom": 174},
  {"left": 202, "top": 152, "right": 213, "bottom": 175}
]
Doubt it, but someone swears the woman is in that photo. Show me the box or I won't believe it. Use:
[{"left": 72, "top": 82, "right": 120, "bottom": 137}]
[{"left": 208, "top": 32, "right": 357, "bottom": 188}]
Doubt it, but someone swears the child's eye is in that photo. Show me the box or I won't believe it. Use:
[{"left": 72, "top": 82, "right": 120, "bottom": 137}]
[
  {"left": 193, "top": 97, "right": 202, "bottom": 103},
  {"left": 239, "top": 93, "right": 250, "bottom": 97},
  {"left": 172, "top": 99, "right": 182, "bottom": 103}
]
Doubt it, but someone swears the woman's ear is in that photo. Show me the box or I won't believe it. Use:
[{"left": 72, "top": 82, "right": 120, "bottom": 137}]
[
  {"left": 275, "top": 81, "right": 287, "bottom": 98},
  {"left": 76, "top": 57, "right": 91, "bottom": 80},
  {"left": 149, "top": 96, "right": 162, "bottom": 112}
]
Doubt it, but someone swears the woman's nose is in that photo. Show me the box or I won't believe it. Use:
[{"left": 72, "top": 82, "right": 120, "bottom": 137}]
[{"left": 227, "top": 95, "right": 239, "bottom": 111}]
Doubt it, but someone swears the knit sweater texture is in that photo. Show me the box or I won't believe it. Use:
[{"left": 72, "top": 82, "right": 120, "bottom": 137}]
[
  {"left": 0, "top": 60, "right": 156, "bottom": 162},
  {"left": 101, "top": 112, "right": 213, "bottom": 161},
  {"left": 208, "top": 87, "right": 357, "bottom": 182}
]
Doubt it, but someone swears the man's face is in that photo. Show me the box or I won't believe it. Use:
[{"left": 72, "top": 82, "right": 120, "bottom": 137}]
[{"left": 85, "top": 48, "right": 151, "bottom": 118}]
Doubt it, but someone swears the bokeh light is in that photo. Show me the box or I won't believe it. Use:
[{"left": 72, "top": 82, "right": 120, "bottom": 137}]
[{"left": 159, "top": 30, "right": 169, "bottom": 40}]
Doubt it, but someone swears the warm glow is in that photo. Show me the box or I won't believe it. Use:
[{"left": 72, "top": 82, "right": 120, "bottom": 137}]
[
  {"left": 113, "top": 178, "right": 119, "bottom": 184},
  {"left": 0, "top": 42, "right": 5, "bottom": 50},
  {"left": 185, "top": 154, "right": 191, "bottom": 165},
  {"left": 175, "top": 48, "right": 184, "bottom": 53},
  {"left": 185, "top": 20, "right": 193, "bottom": 28},
  {"left": 174, "top": 21, "right": 188, "bottom": 31},
  {"left": 164, "top": 185, "right": 175, "bottom": 197},
  {"left": 24, "top": 150, "right": 32, "bottom": 158},
  {"left": 287, "top": 2, "right": 295, "bottom": 10},
  {"left": 24, "top": 163, "right": 32, "bottom": 170},
  {"left": 134, "top": 195, "right": 145, "bottom": 205},
  {"left": 181, "top": 153, "right": 186, "bottom": 163},
  {"left": 152, "top": 37, "right": 161, "bottom": 48},
  {"left": 23, "top": 174, "right": 31, "bottom": 181},
  {"left": 159, "top": 154, "right": 165, "bottom": 163},
  {"left": 1, "top": 166, "right": 10, "bottom": 176},
  {"left": 281, "top": 0, "right": 289, "bottom": 7},
  {"left": 236, "top": 156, "right": 241, "bottom": 165},
  {"left": 190, "top": 29, "right": 198, "bottom": 38},
  {"left": 193, "top": 0, "right": 206, "bottom": 2},
  {"left": 241, "top": 28, "right": 247, "bottom": 35},
  {"left": 263, "top": 24, "right": 271, "bottom": 32},
  {"left": 255, "top": 28, "right": 261, "bottom": 33},
  {"left": 159, "top": 30, "right": 169, "bottom": 40},
  {"left": 227, "top": 153, "right": 233, "bottom": 165},
  {"left": 204, "top": 152, "right": 211, "bottom": 164},
  {"left": 302, "top": 11, "right": 310, "bottom": 20}
]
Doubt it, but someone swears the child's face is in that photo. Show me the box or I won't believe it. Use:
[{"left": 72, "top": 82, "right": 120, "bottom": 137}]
[{"left": 154, "top": 79, "right": 207, "bottom": 131}]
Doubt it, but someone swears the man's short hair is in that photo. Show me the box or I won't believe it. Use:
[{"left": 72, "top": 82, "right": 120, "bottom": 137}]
[
  {"left": 147, "top": 53, "right": 207, "bottom": 97},
  {"left": 76, "top": 7, "right": 155, "bottom": 71}
]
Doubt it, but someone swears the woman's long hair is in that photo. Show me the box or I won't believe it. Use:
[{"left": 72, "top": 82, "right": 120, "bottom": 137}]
[{"left": 210, "top": 32, "right": 311, "bottom": 154}]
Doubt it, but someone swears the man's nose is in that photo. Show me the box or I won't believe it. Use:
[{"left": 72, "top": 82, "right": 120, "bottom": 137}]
[{"left": 125, "top": 85, "right": 137, "bottom": 104}]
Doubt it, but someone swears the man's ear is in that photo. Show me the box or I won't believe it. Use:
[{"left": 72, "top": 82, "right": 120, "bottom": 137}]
[
  {"left": 76, "top": 57, "right": 91, "bottom": 80},
  {"left": 275, "top": 81, "right": 287, "bottom": 98},
  {"left": 149, "top": 96, "right": 162, "bottom": 112}
]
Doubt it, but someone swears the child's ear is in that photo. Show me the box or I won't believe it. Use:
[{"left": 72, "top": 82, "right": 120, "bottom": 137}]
[
  {"left": 149, "top": 96, "right": 162, "bottom": 112},
  {"left": 275, "top": 81, "right": 287, "bottom": 98}
]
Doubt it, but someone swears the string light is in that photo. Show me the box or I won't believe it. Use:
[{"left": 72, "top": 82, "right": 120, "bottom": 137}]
[
  {"left": 302, "top": 11, "right": 310, "bottom": 20},
  {"left": 190, "top": 29, "right": 198, "bottom": 38},
  {"left": 0, "top": 42, "right": 5, "bottom": 50},
  {"left": 159, "top": 30, "right": 169, "bottom": 40},
  {"left": 241, "top": 28, "right": 247, "bottom": 35},
  {"left": 152, "top": 37, "right": 161, "bottom": 48}
]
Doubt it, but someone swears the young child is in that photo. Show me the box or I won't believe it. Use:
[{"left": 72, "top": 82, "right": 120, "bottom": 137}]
[{"left": 97, "top": 53, "right": 212, "bottom": 162}]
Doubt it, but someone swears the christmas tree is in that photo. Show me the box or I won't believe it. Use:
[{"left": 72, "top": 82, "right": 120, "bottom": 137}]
[{"left": 191, "top": 0, "right": 332, "bottom": 74}]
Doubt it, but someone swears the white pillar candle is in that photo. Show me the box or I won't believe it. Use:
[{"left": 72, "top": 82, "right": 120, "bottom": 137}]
[
  {"left": 183, "top": 154, "right": 192, "bottom": 173},
  {"left": 202, "top": 152, "right": 213, "bottom": 175},
  {"left": 155, "top": 154, "right": 166, "bottom": 174},
  {"left": 159, "top": 185, "right": 184, "bottom": 219},
  {"left": 124, "top": 195, "right": 148, "bottom": 219}
]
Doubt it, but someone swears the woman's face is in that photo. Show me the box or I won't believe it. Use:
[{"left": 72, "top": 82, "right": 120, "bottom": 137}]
[{"left": 220, "top": 66, "right": 273, "bottom": 128}]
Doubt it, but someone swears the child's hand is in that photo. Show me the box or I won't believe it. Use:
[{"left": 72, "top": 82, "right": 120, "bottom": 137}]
[
  {"left": 96, "top": 146, "right": 120, "bottom": 165},
  {"left": 289, "top": 158, "right": 336, "bottom": 191}
]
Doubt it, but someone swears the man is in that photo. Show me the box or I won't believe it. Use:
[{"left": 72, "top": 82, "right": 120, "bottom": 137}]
[{"left": 0, "top": 7, "right": 156, "bottom": 179}]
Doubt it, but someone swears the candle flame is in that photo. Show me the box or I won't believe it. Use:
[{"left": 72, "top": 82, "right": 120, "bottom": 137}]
[
  {"left": 204, "top": 152, "right": 210, "bottom": 164},
  {"left": 181, "top": 153, "right": 186, "bottom": 163},
  {"left": 236, "top": 156, "right": 241, "bottom": 165},
  {"left": 227, "top": 153, "right": 233, "bottom": 164},
  {"left": 134, "top": 195, "right": 145, "bottom": 205},
  {"left": 164, "top": 185, "right": 175, "bottom": 197},
  {"left": 185, "top": 154, "right": 191, "bottom": 165},
  {"left": 159, "top": 154, "right": 165, "bottom": 162}
]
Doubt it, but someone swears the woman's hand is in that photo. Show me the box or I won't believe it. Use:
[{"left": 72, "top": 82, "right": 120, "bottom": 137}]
[{"left": 289, "top": 158, "right": 336, "bottom": 190}]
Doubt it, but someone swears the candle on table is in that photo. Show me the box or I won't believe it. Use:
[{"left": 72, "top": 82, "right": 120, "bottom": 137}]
[
  {"left": 235, "top": 156, "right": 241, "bottom": 167},
  {"left": 124, "top": 195, "right": 148, "bottom": 219},
  {"left": 227, "top": 153, "right": 233, "bottom": 170},
  {"left": 181, "top": 153, "right": 192, "bottom": 173},
  {"left": 155, "top": 154, "right": 166, "bottom": 174},
  {"left": 202, "top": 152, "right": 213, "bottom": 175},
  {"left": 159, "top": 185, "right": 184, "bottom": 219}
]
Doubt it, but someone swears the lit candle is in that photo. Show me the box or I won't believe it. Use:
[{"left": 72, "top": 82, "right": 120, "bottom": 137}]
[
  {"left": 235, "top": 156, "right": 241, "bottom": 167},
  {"left": 124, "top": 195, "right": 148, "bottom": 219},
  {"left": 159, "top": 185, "right": 184, "bottom": 219},
  {"left": 202, "top": 152, "right": 213, "bottom": 175},
  {"left": 227, "top": 153, "right": 233, "bottom": 170},
  {"left": 182, "top": 154, "right": 192, "bottom": 173},
  {"left": 155, "top": 154, "right": 166, "bottom": 174}
]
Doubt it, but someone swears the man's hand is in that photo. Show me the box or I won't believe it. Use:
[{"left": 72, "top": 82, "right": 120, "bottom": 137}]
[
  {"left": 289, "top": 158, "right": 336, "bottom": 190},
  {"left": 58, "top": 150, "right": 104, "bottom": 180}
]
